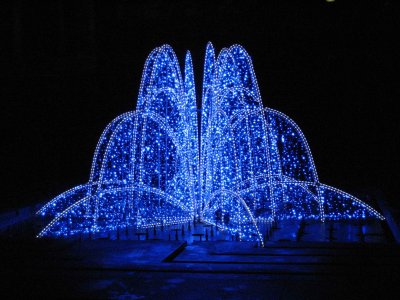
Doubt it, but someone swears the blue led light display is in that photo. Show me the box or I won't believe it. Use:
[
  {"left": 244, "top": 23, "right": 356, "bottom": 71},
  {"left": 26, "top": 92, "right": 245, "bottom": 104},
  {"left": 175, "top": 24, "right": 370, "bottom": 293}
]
[{"left": 37, "top": 43, "right": 384, "bottom": 244}]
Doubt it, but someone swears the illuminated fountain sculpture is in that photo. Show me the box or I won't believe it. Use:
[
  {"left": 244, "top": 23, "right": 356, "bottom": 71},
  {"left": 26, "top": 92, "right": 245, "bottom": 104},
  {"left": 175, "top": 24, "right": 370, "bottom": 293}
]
[{"left": 37, "top": 43, "right": 384, "bottom": 243}]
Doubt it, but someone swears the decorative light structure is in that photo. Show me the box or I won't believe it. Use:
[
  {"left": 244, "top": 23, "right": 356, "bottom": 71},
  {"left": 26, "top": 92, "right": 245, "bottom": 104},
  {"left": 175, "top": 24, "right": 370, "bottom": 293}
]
[{"left": 37, "top": 43, "right": 384, "bottom": 244}]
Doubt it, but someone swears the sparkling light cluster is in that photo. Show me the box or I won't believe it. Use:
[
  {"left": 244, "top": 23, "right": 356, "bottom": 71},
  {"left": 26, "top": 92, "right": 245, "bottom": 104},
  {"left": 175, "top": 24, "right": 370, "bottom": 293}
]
[{"left": 37, "top": 43, "right": 384, "bottom": 242}]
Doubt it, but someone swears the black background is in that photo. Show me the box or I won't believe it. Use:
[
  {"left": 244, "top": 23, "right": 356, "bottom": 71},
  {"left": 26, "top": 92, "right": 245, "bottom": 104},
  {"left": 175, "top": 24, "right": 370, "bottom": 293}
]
[{"left": 1, "top": 0, "right": 398, "bottom": 211}]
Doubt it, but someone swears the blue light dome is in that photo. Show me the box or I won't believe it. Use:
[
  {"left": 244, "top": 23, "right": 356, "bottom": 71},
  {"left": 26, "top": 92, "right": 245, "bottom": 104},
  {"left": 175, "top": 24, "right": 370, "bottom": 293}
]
[{"left": 37, "top": 43, "right": 384, "bottom": 244}]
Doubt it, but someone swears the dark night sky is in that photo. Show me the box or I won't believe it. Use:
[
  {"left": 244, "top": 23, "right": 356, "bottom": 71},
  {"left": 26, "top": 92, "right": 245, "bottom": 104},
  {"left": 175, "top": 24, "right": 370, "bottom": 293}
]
[{"left": 1, "top": 0, "right": 399, "bottom": 211}]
